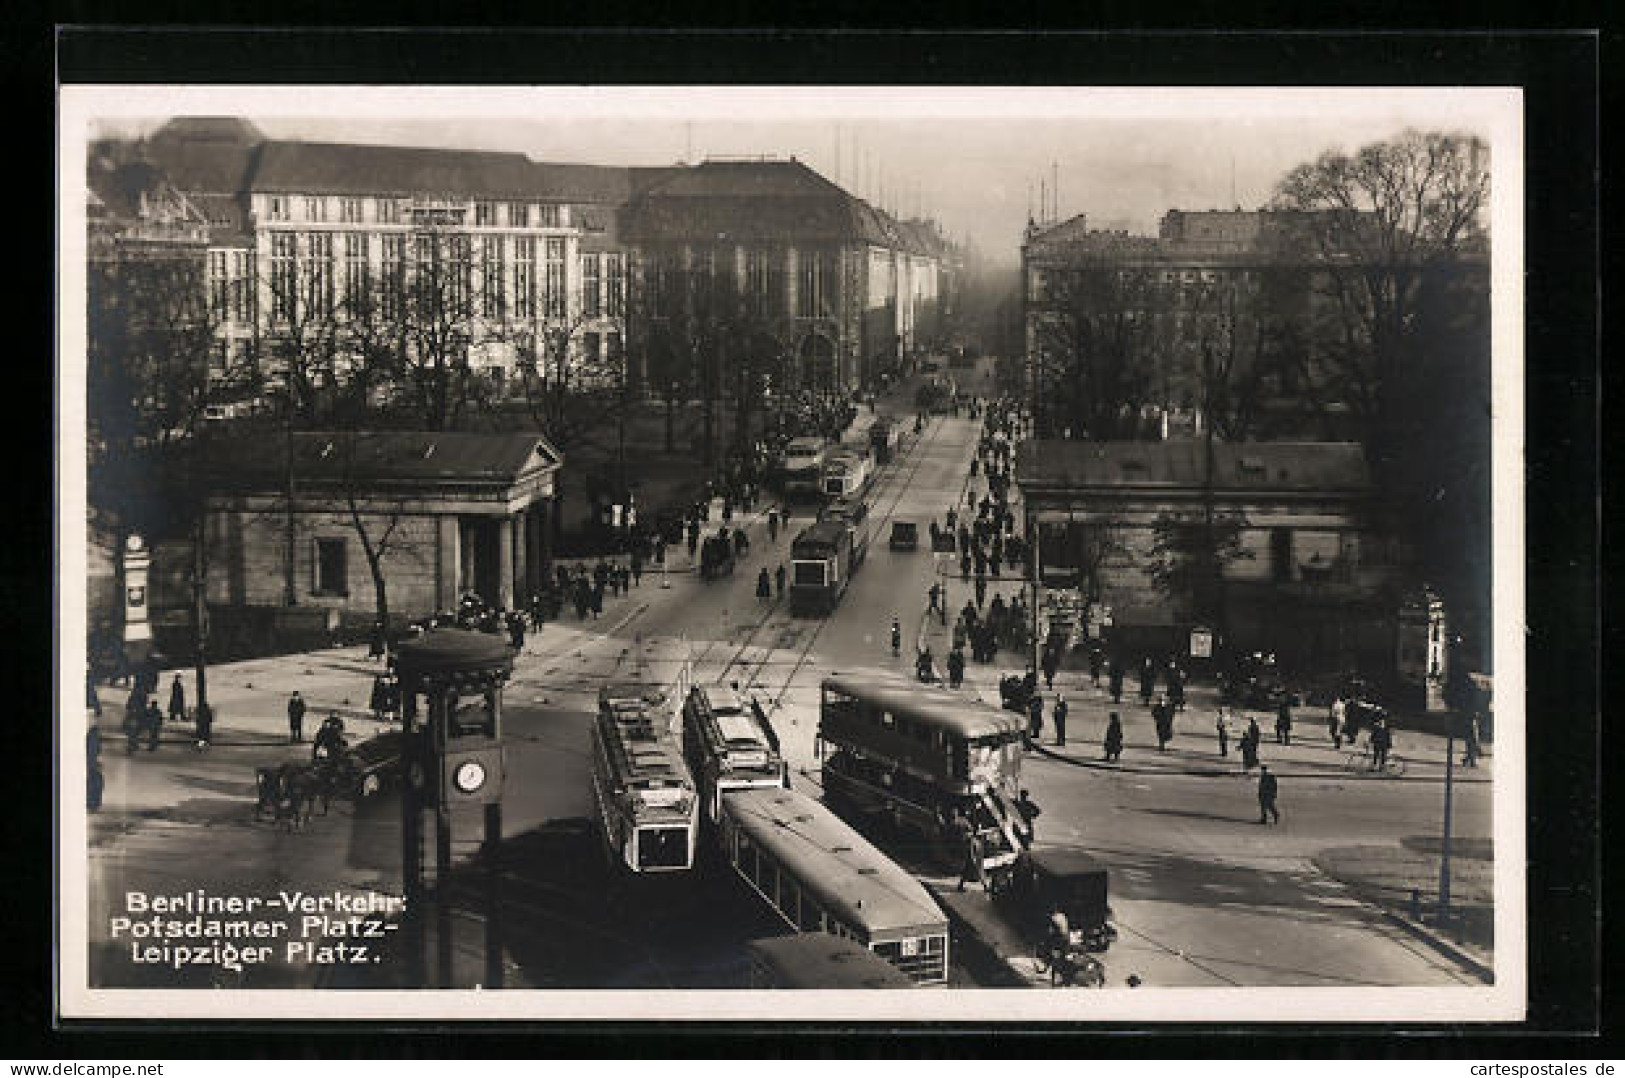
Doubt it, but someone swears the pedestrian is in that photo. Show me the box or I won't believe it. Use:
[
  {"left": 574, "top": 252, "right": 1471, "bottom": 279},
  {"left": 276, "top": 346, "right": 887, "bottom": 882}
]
[
  {"left": 974, "top": 575, "right": 987, "bottom": 609},
  {"left": 630, "top": 553, "right": 643, "bottom": 587},
  {"left": 288, "top": 690, "right": 306, "bottom": 743},
  {"left": 591, "top": 579, "right": 605, "bottom": 618},
  {"left": 193, "top": 702, "right": 212, "bottom": 751},
  {"left": 1153, "top": 696, "right": 1172, "bottom": 752},
  {"left": 1014, "top": 789, "right": 1040, "bottom": 848},
  {"left": 1168, "top": 663, "right": 1185, "bottom": 712},
  {"left": 143, "top": 700, "right": 163, "bottom": 752},
  {"left": 1463, "top": 713, "right": 1483, "bottom": 768},
  {"left": 1109, "top": 660, "right": 1124, "bottom": 704},
  {"left": 1257, "top": 765, "right": 1281, "bottom": 825},
  {"left": 953, "top": 810, "right": 984, "bottom": 893},
  {"left": 1103, "top": 711, "right": 1124, "bottom": 762},
  {"left": 85, "top": 667, "right": 102, "bottom": 717},
  {"left": 1139, "top": 657, "right": 1155, "bottom": 706},
  {"left": 1328, "top": 695, "right": 1344, "bottom": 750},
  {"left": 1275, "top": 700, "right": 1293, "bottom": 746},
  {"left": 1088, "top": 647, "right": 1103, "bottom": 687},
  {"left": 1216, "top": 708, "right": 1231, "bottom": 757},
  {"left": 369, "top": 619, "right": 387, "bottom": 662},
  {"left": 167, "top": 674, "right": 186, "bottom": 724},
  {"left": 756, "top": 567, "right": 772, "bottom": 601},
  {"left": 947, "top": 647, "right": 965, "bottom": 689},
  {"left": 1241, "top": 721, "right": 1260, "bottom": 770},
  {"left": 370, "top": 674, "right": 389, "bottom": 721},
  {"left": 573, "top": 578, "right": 590, "bottom": 620},
  {"left": 1369, "top": 719, "right": 1393, "bottom": 772},
  {"left": 1052, "top": 695, "right": 1069, "bottom": 747},
  {"left": 1041, "top": 647, "right": 1059, "bottom": 691},
  {"left": 775, "top": 563, "right": 787, "bottom": 599},
  {"left": 1026, "top": 693, "right": 1044, "bottom": 748},
  {"left": 928, "top": 582, "right": 941, "bottom": 614}
]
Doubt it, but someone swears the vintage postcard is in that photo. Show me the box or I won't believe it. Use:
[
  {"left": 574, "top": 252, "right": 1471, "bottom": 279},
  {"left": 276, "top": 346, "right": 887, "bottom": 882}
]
[{"left": 57, "top": 84, "right": 1525, "bottom": 1022}]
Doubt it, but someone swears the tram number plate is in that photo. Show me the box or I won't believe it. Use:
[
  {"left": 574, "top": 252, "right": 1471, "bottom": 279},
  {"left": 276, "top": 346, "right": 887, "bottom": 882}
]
[{"left": 901, "top": 939, "right": 919, "bottom": 957}]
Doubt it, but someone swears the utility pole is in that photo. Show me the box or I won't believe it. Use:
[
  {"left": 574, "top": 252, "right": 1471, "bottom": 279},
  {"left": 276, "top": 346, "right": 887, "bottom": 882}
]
[{"left": 1439, "top": 714, "right": 1456, "bottom": 932}]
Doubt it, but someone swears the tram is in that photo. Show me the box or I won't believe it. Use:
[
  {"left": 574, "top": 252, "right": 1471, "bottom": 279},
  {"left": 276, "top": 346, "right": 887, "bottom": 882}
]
[
  {"left": 590, "top": 683, "right": 700, "bottom": 875},
  {"left": 740, "top": 933, "right": 919, "bottom": 989},
  {"left": 718, "top": 787, "right": 951, "bottom": 985},
  {"left": 681, "top": 684, "right": 788, "bottom": 826},
  {"left": 781, "top": 437, "right": 828, "bottom": 499},
  {"left": 821, "top": 444, "right": 874, "bottom": 499},
  {"left": 868, "top": 417, "right": 899, "bottom": 464},
  {"left": 817, "top": 675, "right": 1028, "bottom": 887}
]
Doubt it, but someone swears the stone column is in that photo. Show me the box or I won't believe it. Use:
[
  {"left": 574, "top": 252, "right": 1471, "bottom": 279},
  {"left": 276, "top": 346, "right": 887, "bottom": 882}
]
[
  {"left": 436, "top": 516, "right": 459, "bottom": 611},
  {"left": 497, "top": 514, "right": 515, "bottom": 609},
  {"left": 526, "top": 503, "right": 545, "bottom": 597},
  {"left": 510, "top": 513, "right": 527, "bottom": 609}
]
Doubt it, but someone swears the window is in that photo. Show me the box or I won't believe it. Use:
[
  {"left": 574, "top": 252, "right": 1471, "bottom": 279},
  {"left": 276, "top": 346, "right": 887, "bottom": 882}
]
[
  {"left": 543, "top": 238, "right": 566, "bottom": 319},
  {"left": 343, "top": 233, "right": 369, "bottom": 314},
  {"left": 475, "top": 201, "right": 497, "bottom": 227},
  {"left": 340, "top": 197, "right": 364, "bottom": 224},
  {"left": 207, "top": 250, "right": 228, "bottom": 318},
  {"left": 605, "top": 253, "right": 624, "bottom": 317},
  {"left": 268, "top": 196, "right": 289, "bottom": 222},
  {"left": 270, "top": 232, "right": 298, "bottom": 323},
  {"left": 447, "top": 234, "right": 472, "bottom": 315},
  {"left": 230, "top": 250, "right": 254, "bottom": 323},
  {"left": 381, "top": 234, "right": 406, "bottom": 320},
  {"left": 313, "top": 537, "right": 348, "bottom": 596},
  {"left": 797, "top": 249, "right": 836, "bottom": 318},
  {"left": 308, "top": 233, "right": 335, "bottom": 317},
  {"left": 581, "top": 253, "right": 601, "bottom": 317},
  {"left": 480, "top": 235, "right": 505, "bottom": 319},
  {"left": 513, "top": 236, "right": 536, "bottom": 319},
  {"left": 377, "top": 199, "right": 400, "bottom": 224},
  {"left": 507, "top": 202, "right": 528, "bottom": 228},
  {"left": 582, "top": 332, "right": 600, "bottom": 364},
  {"left": 305, "top": 197, "right": 326, "bottom": 222},
  {"left": 746, "top": 248, "right": 770, "bottom": 316},
  {"left": 536, "top": 203, "right": 561, "bottom": 228}
]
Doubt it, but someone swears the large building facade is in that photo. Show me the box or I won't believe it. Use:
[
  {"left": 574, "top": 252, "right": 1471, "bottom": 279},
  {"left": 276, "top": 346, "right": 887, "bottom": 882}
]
[{"left": 105, "top": 120, "right": 950, "bottom": 402}]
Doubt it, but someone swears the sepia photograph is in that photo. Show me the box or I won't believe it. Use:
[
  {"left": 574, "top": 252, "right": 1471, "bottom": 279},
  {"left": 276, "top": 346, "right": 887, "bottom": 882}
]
[{"left": 56, "top": 83, "right": 1525, "bottom": 1023}]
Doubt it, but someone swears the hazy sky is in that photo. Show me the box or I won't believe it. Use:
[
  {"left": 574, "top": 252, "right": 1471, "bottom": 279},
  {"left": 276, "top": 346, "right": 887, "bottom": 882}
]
[{"left": 84, "top": 87, "right": 1511, "bottom": 265}]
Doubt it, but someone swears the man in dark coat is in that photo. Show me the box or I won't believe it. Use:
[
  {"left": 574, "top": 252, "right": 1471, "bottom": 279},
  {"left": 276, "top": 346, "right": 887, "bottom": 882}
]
[
  {"left": 1139, "top": 657, "right": 1156, "bottom": 706},
  {"left": 1089, "top": 647, "right": 1103, "bottom": 687},
  {"left": 947, "top": 647, "right": 965, "bottom": 689},
  {"left": 1257, "top": 765, "right": 1281, "bottom": 824},
  {"left": 1369, "top": 719, "right": 1393, "bottom": 771},
  {"left": 775, "top": 563, "right": 787, "bottom": 598},
  {"left": 288, "top": 691, "right": 307, "bottom": 743},
  {"left": 1026, "top": 693, "right": 1044, "bottom": 748},
  {"left": 1109, "top": 660, "right": 1124, "bottom": 704},
  {"left": 143, "top": 700, "right": 163, "bottom": 752},
  {"left": 168, "top": 675, "right": 186, "bottom": 724},
  {"left": 1275, "top": 700, "right": 1293, "bottom": 746},
  {"left": 954, "top": 811, "right": 985, "bottom": 892},
  {"left": 1103, "top": 712, "right": 1124, "bottom": 762},
  {"left": 1052, "top": 695, "right": 1069, "bottom": 747},
  {"left": 1153, "top": 697, "right": 1172, "bottom": 751}
]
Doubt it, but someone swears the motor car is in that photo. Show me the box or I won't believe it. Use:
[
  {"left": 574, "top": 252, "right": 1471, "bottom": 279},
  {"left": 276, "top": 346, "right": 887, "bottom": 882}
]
[
  {"left": 889, "top": 520, "right": 919, "bottom": 552},
  {"left": 1218, "top": 651, "right": 1291, "bottom": 710}
]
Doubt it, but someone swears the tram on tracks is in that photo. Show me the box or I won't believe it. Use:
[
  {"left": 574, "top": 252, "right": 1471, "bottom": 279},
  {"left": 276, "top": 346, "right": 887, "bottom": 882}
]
[
  {"left": 817, "top": 674, "right": 1028, "bottom": 888},
  {"left": 740, "top": 932, "right": 919, "bottom": 989},
  {"left": 718, "top": 787, "right": 950, "bottom": 985},
  {"left": 868, "top": 417, "right": 899, "bottom": 464},
  {"left": 788, "top": 497, "right": 871, "bottom": 616},
  {"left": 591, "top": 683, "right": 700, "bottom": 875},
  {"left": 821, "top": 443, "right": 874, "bottom": 499},
  {"left": 681, "top": 684, "right": 788, "bottom": 826},
  {"left": 781, "top": 437, "right": 828, "bottom": 499}
]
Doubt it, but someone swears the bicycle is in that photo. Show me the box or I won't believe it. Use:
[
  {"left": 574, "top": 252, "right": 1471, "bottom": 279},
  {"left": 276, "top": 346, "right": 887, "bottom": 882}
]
[{"left": 1342, "top": 747, "right": 1407, "bottom": 777}]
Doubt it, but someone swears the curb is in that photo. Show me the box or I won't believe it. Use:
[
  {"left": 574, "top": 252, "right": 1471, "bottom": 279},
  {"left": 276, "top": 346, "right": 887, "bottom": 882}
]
[
  {"left": 1378, "top": 909, "right": 1494, "bottom": 984},
  {"left": 1029, "top": 743, "right": 1494, "bottom": 784}
]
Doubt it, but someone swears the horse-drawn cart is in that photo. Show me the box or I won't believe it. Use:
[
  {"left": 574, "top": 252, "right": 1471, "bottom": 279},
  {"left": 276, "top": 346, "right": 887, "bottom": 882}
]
[{"left": 254, "top": 731, "right": 403, "bottom": 829}]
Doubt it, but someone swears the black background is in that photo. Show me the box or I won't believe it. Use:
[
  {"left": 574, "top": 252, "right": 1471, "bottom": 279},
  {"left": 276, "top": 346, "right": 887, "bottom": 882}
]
[{"left": 14, "top": 23, "right": 1604, "bottom": 1058}]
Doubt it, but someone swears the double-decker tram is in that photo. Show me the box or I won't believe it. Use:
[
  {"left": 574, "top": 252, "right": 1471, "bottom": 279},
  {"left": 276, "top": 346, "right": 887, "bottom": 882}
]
[
  {"left": 781, "top": 436, "right": 828, "bottom": 499},
  {"left": 821, "top": 443, "right": 874, "bottom": 499},
  {"left": 817, "top": 675, "right": 1028, "bottom": 886},
  {"left": 681, "top": 684, "right": 788, "bottom": 826},
  {"left": 591, "top": 683, "right": 700, "bottom": 874},
  {"left": 718, "top": 787, "right": 950, "bottom": 985},
  {"left": 868, "top": 417, "right": 899, "bottom": 464}
]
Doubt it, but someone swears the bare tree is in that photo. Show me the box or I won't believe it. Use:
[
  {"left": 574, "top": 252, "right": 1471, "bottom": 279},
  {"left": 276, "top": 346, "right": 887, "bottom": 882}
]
[{"left": 1029, "top": 257, "right": 1164, "bottom": 440}]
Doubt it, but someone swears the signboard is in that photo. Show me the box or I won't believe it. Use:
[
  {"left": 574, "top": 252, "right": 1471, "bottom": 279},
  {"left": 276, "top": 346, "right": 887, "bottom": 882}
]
[{"left": 1189, "top": 627, "right": 1214, "bottom": 659}]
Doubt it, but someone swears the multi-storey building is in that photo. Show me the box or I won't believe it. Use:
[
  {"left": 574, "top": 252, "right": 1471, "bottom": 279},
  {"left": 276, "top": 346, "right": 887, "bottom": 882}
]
[
  {"left": 619, "top": 158, "right": 947, "bottom": 392},
  {"left": 121, "top": 123, "right": 949, "bottom": 400}
]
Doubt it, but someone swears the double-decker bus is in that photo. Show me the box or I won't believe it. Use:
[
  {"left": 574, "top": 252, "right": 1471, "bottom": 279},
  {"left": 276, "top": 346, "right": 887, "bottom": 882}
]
[
  {"left": 681, "top": 684, "right": 788, "bottom": 826},
  {"left": 821, "top": 443, "right": 874, "bottom": 499},
  {"left": 781, "top": 437, "right": 828, "bottom": 499},
  {"left": 591, "top": 683, "right": 700, "bottom": 875},
  {"left": 817, "top": 675, "right": 1027, "bottom": 886},
  {"left": 718, "top": 787, "right": 950, "bottom": 985}
]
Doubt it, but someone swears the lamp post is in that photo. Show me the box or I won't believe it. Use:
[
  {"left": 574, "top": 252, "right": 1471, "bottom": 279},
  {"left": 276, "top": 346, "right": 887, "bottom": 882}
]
[{"left": 1438, "top": 711, "right": 1456, "bottom": 933}]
